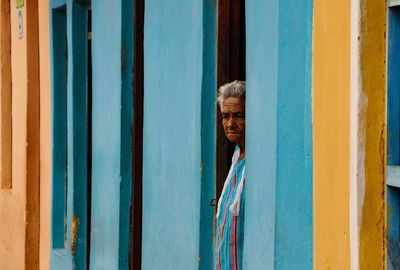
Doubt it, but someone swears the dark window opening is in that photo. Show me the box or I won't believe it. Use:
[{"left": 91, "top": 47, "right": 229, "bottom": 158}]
[
  {"left": 129, "top": 0, "right": 144, "bottom": 269},
  {"left": 216, "top": 0, "right": 246, "bottom": 202}
]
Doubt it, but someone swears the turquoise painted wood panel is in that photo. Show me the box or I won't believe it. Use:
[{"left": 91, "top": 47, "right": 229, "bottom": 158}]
[
  {"left": 50, "top": 1, "right": 89, "bottom": 269},
  {"left": 199, "top": 1, "right": 216, "bottom": 269},
  {"left": 387, "top": 6, "right": 400, "bottom": 269},
  {"left": 244, "top": 0, "right": 313, "bottom": 269},
  {"left": 142, "top": 1, "right": 215, "bottom": 269},
  {"left": 89, "top": 0, "right": 133, "bottom": 269}
]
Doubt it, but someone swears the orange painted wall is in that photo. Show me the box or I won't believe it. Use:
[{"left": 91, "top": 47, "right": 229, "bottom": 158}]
[
  {"left": 39, "top": 1, "right": 51, "bottom": 269},
  {"left": 0, "top": 1, "right": 28, "bottom": 269},
  {"left": 312, "top": 0, "right": 351, "bottom": 269}
]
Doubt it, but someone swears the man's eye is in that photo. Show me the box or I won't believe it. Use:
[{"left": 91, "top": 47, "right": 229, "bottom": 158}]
[{"left": 222, "top": 114, "right": 228, "bottom": 118}]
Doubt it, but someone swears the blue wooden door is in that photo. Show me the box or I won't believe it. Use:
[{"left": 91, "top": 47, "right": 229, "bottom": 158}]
[
  {"left": 142, "top": 1, "right": 216, "bottom": 269},
  {"left": 89, "top": 0, "right": 133, "bottom": 269},
  {"left": 386, "top": 3, "right": 400, "bottom": 269},
  {"left": 50, "top": 1, "right": 89, "bottom": 269}
]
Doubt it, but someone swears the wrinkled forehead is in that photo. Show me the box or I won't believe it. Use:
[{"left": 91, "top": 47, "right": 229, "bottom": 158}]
[{"left": 221, "top": 97, "right": 245, "bottom": 112}]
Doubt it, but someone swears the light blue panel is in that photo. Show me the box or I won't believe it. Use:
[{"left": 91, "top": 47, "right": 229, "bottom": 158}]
[
  {"left": 90, "top": 0, "right": 133, "bottom": 269},
  {"left": 275, "top": 0, "right": 313, "bottom": 269},
  {"left": 142, "top": 1, "right": 204, "bottom": 269},
  {"left": 244, "top": 0, "right": 313, "bottom": 269},
  {"left": 387, "top": 7, "right": 400, "bottom": 165},
  {"left": 50, "top": 1, "right": 88, "bottom": 269},
  {"left": 199, "top": 0, "right": 216, "bottom": 269},
  {"left": 243, "top": 0, "right": 278, "bottom": 268}
]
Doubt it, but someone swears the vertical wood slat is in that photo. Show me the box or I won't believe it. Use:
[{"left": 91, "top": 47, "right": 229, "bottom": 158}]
[
  {"left": 130, "top": 0, "right": 144, "bottom": 268},
  {"left": 26, "top": 0, "right": 41, "bottom": 268},
  {"left": 0, "top": 0, "right": 12, "bottom": 189}
]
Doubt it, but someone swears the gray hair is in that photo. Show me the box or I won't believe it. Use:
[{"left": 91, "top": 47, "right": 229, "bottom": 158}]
[{"left": 217, "top": 80, "right": 246, "bottom": 108}]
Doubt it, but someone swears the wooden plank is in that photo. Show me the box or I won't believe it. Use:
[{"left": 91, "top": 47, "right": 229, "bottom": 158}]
[{"left": 387, "top": 166, "right": 400, "bottom": 188}]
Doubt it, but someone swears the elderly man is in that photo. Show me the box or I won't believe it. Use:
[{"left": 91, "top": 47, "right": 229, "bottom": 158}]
[{"left": 215, "top": 80, "right": 246, "bottom": 270}]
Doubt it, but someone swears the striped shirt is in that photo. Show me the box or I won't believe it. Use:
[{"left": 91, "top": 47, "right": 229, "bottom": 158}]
[{"left": 215, "top": 146, "right": 246, "bottom": 270}]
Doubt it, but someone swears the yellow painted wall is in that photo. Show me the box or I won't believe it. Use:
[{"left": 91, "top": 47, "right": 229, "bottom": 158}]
[
  {"left": 358, "top": 0, "right": 386, "bottom": 269},
  {"left": 0, "top": 1, "right": 28, "bottom": 269},
  {"left": 313, "top": 0, "right": 351, "bottom": 269},
  {"left": 39, "top": 0, "right": 51, "bottom": 269}
]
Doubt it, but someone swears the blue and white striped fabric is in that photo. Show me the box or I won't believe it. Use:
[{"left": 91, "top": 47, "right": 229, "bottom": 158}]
[{"left": 215, "top": 146, "right": 246, "bottom": 270}]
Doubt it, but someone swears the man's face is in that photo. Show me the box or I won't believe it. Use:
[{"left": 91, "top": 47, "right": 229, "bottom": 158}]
[{"left": 221, "top": 97, "right": 245, "bottom": 145}]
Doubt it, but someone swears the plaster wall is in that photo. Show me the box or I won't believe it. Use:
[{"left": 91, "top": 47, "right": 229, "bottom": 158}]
[
  {"left": 313, "top": 0, "right": 351, "bottom": 269},
  {"left": 357, "top": 0, "right": 386, "bottom": 268},
  {"left": 39, "top": 0, "right": 51, "bottom": 269},
  {"left": 0, "top": 1, "right": 28, "bottom": 269}
]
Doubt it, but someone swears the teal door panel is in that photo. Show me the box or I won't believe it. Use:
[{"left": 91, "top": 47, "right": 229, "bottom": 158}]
[
  {"left": 89, "top": 0, "right": 133, "bottom": 269},
  {"left": 50, "top": 1, "right": 89, "bottom": 269},
  {"left": 142, "top": 1, "right": 216, "bottom": 269}
]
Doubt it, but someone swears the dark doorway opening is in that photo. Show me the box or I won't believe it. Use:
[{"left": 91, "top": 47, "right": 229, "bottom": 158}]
[
  {"left": 216, "top": 0, "right": 246, "bottom": 201},
  {"left": 129, "top": 0, "right": 144, "bottom": 269}
]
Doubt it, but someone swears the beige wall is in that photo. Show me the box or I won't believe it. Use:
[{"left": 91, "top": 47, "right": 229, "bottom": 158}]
[
  {"left": 0, "top": 0, "right": 28, "bottom": 269},
  {"left": 39, "top": 0, "right": 51, "bottom": 269}
]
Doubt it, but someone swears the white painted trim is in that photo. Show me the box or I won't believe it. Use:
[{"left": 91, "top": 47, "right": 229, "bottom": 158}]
[
  {"left": 350, "top": 0, "right": 364, "bottom": 269},
  {"left": 387, "top": 165, "right": 400, "bottom": 188},
  {"left": 388, "top": 0, "right": 400, "bottom": 8}
]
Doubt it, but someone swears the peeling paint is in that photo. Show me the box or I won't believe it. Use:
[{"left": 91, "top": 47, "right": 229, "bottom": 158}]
[{"left": 71, "top": 216, "right": 79, "bottom": 255}]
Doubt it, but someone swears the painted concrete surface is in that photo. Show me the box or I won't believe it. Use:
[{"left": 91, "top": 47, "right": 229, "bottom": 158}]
[
  {"left": 0, "top": 0, "right": 28, "bottom": 269},
  {"left": 142, "top": 1, "right": 205, "bottom": 269},
  {"left": 313, "top": 0, "right": 351, "bottom": 269},
  {"left": 39, "top": 0, "right": 51, "bottom": 268},
  {"left": 358, "top": 1, "right": 386, "bottom": 268},
  {"left": 244, "top": 0, "right": 313, "bottom": 269}
]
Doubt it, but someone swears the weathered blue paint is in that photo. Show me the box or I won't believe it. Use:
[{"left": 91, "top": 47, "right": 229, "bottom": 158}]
[
  {"left": 387, "top": 7, "right": 400, "bottom": 165},
  {"left": 89, "top": 0, "right": 133, "bottom": 269},
  {"left": 50, "top": 1, "right": 88, "bottom": 269},
  {"left": 199, "top": 1, "right": 216, "bottom": 270},
  {"left": 244, "top": 0, "right": 313, "bottom": 269},
  {"left": 142, "top": 1, "right": 210, "bottom": 269},
  {"left": 387, "top": 186, "right": 400, "bottom": 270}
]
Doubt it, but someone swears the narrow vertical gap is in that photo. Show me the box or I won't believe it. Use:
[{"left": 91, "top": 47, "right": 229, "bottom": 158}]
[
  {"left": 0, "top": 0, "right": 12, "bottom": 189},
  {"left": 129, "top": 0, "right": 144, "bottom": 268},
  {"left": 25, "top": 0, "right": 41, "bottom": 268},
  {"left": 86, "top": 3, "right": 92, "bottom": 270},
  {"left": 216, "top": 0, "right": 246, "bottom": 206}
]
